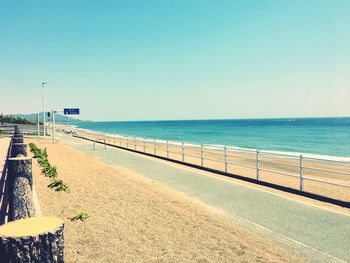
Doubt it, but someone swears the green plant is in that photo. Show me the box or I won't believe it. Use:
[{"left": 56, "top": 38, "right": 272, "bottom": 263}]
[
  {"left": 41, "top": 162, "right": 50, "bottom": 174},
  {"left": 32, "top": 148, "right": 42, "bottom": 158},
  {"left": 48, "top": 179, "right": 69, "bottom": 192},
  {"left": 70, "top": 212, "right": 89, "bottom": 222},
  {"left": 41, "top": 163, "right": 58, "bottom": 178},
  {"left": 29, "top": 143, "right": 37, "bottom": 152},
  {"left": 37, "top": 156, "right": 49, "bottom": 166},
  {"left": 37, "top": 148, "right": 49, "bottom": 165},
  {"left": 41, "top": 148, "right": 48, "bottom": 158},
  {"left": 29, "top": 144, "right": 66, "bottom": 193}
]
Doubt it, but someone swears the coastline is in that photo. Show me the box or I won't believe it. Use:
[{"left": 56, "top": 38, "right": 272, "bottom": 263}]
[
  {"left": 57, "top": 124, "right": 350, "bottom": 205},
  {"left": 62, "top": 124, "right": 350, "bottom": 162},
  {"left": 65, "top": 117, "right": 350, "bottom": 159}
]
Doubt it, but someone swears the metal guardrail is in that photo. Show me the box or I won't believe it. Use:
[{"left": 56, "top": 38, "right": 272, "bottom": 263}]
[
  {"left": 93, "top": 138, "right": 106, "bottom": 150},
  {"left": 0, "top": 124, "right": 45, "bottom": 136},
  {"left": 75, "top": 131, "right": 350, "bottom": 196}
]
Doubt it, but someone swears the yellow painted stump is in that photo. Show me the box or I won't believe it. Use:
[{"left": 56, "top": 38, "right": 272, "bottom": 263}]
[{"left": 0, "top": 217, "right": 64, "bottom": 263}]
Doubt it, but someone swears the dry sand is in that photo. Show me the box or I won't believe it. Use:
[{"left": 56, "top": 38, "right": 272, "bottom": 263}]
[{"left": 28, "top": 138, "right": 303, "bottom": 263}]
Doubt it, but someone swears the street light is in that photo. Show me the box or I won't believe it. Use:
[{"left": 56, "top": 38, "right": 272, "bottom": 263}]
[{"left": 42, "top": 82, "right": 47, "bottom": 136}]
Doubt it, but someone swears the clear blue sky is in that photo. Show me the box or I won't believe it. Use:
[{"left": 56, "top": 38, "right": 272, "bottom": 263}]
[{"left": 0, "top": 0, "right": 349, "bottom": 121}]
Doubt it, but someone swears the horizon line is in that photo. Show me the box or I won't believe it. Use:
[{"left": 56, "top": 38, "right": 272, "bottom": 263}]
[
  {"left": 71, "top": 115, "right": 350, "bottom": 123},
  {"left": 5, "top": 112, "right": 350, "bottom": 122}
]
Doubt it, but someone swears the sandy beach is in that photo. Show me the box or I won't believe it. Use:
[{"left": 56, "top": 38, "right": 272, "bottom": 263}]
[
  {"left": 65, "top": 127, "right": 350, "bottom": 206},
  {"left": 27, "top": 137, "right": 304, "bottom": 262},
  {"left": 3, "top": 1, "right": 350, "bottom": 261}
]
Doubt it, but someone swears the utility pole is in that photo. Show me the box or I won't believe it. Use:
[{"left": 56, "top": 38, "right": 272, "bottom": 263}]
[
  {"left": 52, "top": 110, "right": 56, "bottom": 143},
  {"left": 42, "top": 82, "right": 47, "bottom": 136},
  {"left": 37, "top": 113, "right": 40, "bottom": 136}
]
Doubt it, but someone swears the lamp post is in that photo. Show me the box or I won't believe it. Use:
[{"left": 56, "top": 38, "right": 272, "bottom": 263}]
[{"left": 42, "top": 82, "right": 47, "bottom": 136}]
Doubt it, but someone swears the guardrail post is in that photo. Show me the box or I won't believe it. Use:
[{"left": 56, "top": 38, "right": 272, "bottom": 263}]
[
  {"left": 200, "top": 144, "right": 204, "bottom": 167},
  {"left": 166, "top": 140, "right": 169, "bottom": 158},
  {"left": 256, "top": 149, "right": 260, "bottom": 180},
  {"left": 93, "top": 140, "right": 96, "bottom": 150},
  {"left": 182, "top": 142, "right": 184, "bottom": 162},
  {"left": 300, "top": 154, "right": 304, "bottom": 191},
  {"left": 154, "top": 139, "right": 156, "bottom": 155},
  {"left": 224, "top": 146, "right": 227, "bottom": 173}
]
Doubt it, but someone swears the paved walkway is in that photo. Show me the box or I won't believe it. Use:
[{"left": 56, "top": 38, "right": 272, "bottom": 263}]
[{"left": 66, "top": 135, "right": 350, "bottom": 262}]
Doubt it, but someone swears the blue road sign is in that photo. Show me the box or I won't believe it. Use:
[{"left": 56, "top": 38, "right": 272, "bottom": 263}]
[{"left": 64, "top": 108, "right": 80, "bottom": 115}]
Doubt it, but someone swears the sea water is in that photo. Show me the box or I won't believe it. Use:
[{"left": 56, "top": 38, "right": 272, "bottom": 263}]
[{"left": 72, "top": 117, "right": 350, "bottom": 158}]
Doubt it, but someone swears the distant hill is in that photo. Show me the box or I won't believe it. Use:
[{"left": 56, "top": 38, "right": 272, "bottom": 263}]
[{"left": 14, "top": 112, "right": 85, "bottom": 124}]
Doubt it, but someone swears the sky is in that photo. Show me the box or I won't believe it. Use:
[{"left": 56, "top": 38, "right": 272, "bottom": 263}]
[{"left": 0, "top": 0, "right": 349, "bottom": 121}]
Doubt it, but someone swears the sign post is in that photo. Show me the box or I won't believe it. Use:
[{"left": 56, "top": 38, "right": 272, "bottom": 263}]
[
  {"left": 64, "top": 108, "right": 80, "bottom": 115},
  {"left": 52, "top": 108, "right": 80, "bottom": 143}
]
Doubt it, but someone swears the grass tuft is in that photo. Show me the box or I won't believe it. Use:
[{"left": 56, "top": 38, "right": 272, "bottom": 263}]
[
  {"left": 48, "top": 179, "right": 70, "bottom": 192},
  {"left": 70, "top": 212, "right": 89, "bottom": 222}
]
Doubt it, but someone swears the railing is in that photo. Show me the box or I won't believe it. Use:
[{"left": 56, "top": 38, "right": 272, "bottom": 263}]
[
  {"left": 0, "top": 124, "right": 44, "bottom": 136},
  {"left": 93, "top": 138, "right": 107, "bottom": 150},
  {"left": 73, "top": 131, "right": 350, "bottom": 201}
]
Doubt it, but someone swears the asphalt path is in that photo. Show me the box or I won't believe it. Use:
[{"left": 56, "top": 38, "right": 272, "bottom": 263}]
[{"left": 66, "top": 136, "right": 350, "bottom": 263}]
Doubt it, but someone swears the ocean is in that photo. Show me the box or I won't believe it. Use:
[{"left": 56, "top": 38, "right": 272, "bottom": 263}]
[{"left": 72, "top": 117, "right": 350, "bottom": 159}]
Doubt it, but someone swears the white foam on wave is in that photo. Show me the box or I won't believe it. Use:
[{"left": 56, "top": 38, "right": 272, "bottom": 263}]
[
  {"left": 69, "top": 126, "right": 350, "bottom": 163},
  {"left": 206, "top": 144, "right": 350, "bottom": 162}
]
